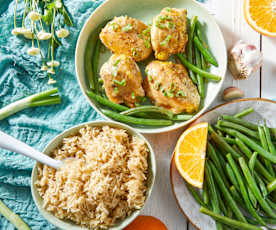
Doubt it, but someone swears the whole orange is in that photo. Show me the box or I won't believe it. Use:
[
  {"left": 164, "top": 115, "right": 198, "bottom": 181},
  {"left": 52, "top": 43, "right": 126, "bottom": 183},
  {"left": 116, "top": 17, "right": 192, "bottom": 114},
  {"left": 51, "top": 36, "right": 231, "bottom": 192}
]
[{"left": 124, "top": 215, "right": 168, "bottom": 230}]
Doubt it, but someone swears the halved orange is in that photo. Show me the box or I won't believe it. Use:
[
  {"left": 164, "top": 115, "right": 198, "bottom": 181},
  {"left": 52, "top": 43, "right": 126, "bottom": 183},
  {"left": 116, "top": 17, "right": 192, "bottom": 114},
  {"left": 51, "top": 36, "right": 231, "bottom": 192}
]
[
  {"left": 174, "top": 122, "right": 208, "bottom": 188},
  {"left": 244, "top": 0, "right": 276, "bottom": 37}
]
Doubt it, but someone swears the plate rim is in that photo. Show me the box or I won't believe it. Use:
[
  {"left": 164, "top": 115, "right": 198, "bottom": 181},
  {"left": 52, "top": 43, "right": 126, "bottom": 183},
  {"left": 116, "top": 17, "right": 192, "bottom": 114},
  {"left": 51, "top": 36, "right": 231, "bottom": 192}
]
[
  {"left": 75, "top": 0, "right": 228, "bottom": 134},
  {"left": 170, "top": 97, "right": 276, "bottom": 230}
]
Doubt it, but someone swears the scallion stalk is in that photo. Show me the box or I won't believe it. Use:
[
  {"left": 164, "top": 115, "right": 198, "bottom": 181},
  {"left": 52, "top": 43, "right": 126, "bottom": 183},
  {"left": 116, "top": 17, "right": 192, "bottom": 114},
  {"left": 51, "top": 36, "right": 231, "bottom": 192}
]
[{"left": 0, "top": 88, "right": 61, "bottom": 120}]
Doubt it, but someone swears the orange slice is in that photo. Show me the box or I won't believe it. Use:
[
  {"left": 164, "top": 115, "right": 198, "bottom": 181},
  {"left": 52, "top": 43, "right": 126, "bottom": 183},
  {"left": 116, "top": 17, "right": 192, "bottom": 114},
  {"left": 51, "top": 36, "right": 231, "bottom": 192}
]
[
  {"left": 174, "top": 122, "right": 208, "bottom": 188},
  {"left": 244, "top": 0, "right": 276, "bottom": 37}
]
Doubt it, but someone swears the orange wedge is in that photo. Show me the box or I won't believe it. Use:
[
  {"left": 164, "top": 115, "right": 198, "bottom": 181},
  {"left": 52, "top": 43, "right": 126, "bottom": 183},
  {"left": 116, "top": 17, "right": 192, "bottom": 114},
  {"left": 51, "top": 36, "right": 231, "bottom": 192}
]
[
  {"left": 244, "top": 0, "right": 276, "bottom": 37},
  {"left": 174, "top": 122, "right": 208, "bottom": 188}
]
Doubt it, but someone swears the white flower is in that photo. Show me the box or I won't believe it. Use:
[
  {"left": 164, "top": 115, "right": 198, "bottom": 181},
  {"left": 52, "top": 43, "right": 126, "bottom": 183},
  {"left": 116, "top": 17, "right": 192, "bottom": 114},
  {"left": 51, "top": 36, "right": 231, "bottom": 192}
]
[
  {"left": 37, "top": 31, "right": 52, "bottom": 40},
  {"left": 27, "top": 47, "right": 40, "bottom": 56},
  {"left": 55, "top": 1, "right": 62, "bottom": 8},
  {"left": 41, "top": 65, "right": 48, "bottom": 71},
  {"left": 11, "top": 27, "right": 25, "bottom": 36},
  {"left": 47, "top": 60, "right": 60, "bottom": 67},
  {"left": 47, "top": 68, "right": 56, "bottom": 75},
  {"left": 28, "top": 11, "right": 42, "bottom": 21},
  {"left": 48, "top": 77, "right": 56, "bottom": 84},
  {"left": 22, "top": 29, "right": 33, "bottom": 39},
  {"left": 56, "top": 28, "right": 70, "bottom": 38}
]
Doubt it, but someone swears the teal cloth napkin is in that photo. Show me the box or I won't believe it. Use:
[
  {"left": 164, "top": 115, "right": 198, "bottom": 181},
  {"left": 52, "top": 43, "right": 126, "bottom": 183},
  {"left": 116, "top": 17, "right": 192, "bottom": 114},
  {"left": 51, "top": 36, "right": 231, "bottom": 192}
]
[{"left": 0, "top": 0, "right": 104, "bottom": 229}]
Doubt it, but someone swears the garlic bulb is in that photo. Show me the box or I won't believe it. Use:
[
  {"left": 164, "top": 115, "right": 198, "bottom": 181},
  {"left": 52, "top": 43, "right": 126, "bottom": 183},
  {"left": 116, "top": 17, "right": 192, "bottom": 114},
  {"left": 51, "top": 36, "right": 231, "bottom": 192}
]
[{"left": 228, "top": 40, "right": 262, "bottom": 79}]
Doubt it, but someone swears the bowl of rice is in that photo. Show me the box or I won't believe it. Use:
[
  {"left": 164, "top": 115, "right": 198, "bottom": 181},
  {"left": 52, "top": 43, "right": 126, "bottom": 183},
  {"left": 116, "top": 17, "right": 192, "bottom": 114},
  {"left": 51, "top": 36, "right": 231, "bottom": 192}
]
[{"left": 31, "top": 121, "right": 156, "bottom": 230}]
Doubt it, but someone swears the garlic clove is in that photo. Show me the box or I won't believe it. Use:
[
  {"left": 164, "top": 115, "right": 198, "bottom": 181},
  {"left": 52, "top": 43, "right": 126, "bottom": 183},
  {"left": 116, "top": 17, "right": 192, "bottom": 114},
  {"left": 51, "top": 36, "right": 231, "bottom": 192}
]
[
  {"left": 228, "top": 40, "right": 262, "bottom": 80},
  {"left": 223, "top": 86, "right": 244, "bottom": 101}
]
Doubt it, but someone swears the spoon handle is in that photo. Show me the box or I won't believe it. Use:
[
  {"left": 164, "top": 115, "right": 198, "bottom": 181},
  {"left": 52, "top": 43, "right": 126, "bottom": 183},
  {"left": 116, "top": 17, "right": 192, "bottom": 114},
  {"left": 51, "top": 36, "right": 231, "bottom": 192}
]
[{"left": 0, "top": 131, "right": 61, "bottom": 169}]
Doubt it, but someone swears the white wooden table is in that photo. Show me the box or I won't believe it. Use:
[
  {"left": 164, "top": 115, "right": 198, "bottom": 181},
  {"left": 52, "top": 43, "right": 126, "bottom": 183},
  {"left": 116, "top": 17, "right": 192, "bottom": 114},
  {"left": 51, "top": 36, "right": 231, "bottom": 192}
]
[{"left": 141, "top": 0, "right": 276, "bottom": 229}]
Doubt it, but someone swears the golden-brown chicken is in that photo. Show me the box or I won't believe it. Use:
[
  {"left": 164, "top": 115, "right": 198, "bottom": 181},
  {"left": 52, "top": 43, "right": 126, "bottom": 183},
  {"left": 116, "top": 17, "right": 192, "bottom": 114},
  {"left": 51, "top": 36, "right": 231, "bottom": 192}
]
[
  {"left": 100, "top": 54, "right": 145, "bottom": 107},
  {"left": 144, "top": 61, "right": 200, "bottom": 114},
  {"left": 99, "top": 16, "right": 152, "bottom": 62},
  {"left": 151, "top": 8, "right": 188, "bottom": 60}
]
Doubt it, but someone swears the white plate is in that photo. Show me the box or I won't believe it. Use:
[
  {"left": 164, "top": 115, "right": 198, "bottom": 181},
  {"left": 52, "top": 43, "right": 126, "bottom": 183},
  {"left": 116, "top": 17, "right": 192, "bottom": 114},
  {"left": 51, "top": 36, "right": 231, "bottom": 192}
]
[
  {"left": 170, "top": 98, "right": 276, "bottom": 230},
  {"left": 75, "top": 0, "right": 227, "bottom": 134}
]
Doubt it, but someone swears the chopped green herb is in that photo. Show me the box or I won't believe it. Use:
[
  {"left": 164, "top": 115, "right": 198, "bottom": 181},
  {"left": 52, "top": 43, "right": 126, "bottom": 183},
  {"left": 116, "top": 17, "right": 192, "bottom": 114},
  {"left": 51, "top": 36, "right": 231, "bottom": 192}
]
[
  {"left": 154, "top": 82, "right": 161, "bottom": 90},
  {"left": 142, "top": 28, "right": 151, "bottom": 36},
  {"left": 159, "top": 15, "right": 172, "bottom": 22},
  {"left": 161, "top": 88, "right": 168, "bottom": 97},
  {"left": 168, "top": 21, "right": 175, "bottom": 29},
  {"left": 113, "top": 59, "right": 120, "bottom": 66},
  {"left": 166, "top": 7, "right": 172, "bottom": 12},
  {"left": 155, "top": 22, "right": 167, "bottom": 29},
  {"left": 148, "top": 22, "right": 152, "bottom": 26},
  {"left": 113, "top": 79, "right": 126, "bottom": 86},
  {"left": 167, "top": 91, "right": 174, "bottom": 98},
  {"left": 122, "top": 24, "right": 133, "bottom": 32},
  {"left": 168, "top": 82, "right": 176, "bottom": 92},
  {"left": 148, "top": 75, "right": 153, "bottom": 82},
  {"left": 144, "top": 38, "right": 151, "bottom": 48},
  {"left": 112, "top": 67, "right": 118, "bottom": 77},
  {"left": 176, "top": 90, "right": 186, "bottom": 97},
  {"left": 131, "top": 92, "right": 136, "bottom": 100},
  {"left": 131, "top": 47, "right": 138, "bottom": 57},
  {"left": 138, "top": 34, "right": 144, "bottom": 39},
  {"left": 111, "top": 23, "right": 119, "bottom": 31},
  {"left": 99, "top": 78, "right": 103, "bottom": 84},
  {"left": 160, "top": 35, "right": 172, "bottom": 46},
  {"left": 113, "top": 87, "right": 119, "bottom": 95}
]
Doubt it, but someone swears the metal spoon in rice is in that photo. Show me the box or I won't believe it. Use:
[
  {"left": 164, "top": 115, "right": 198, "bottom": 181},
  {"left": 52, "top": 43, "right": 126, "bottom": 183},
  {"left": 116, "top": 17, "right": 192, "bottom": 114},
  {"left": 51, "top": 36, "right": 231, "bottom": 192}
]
[{"left": 0, "top": 131, "right": 62, "bottom": 169}]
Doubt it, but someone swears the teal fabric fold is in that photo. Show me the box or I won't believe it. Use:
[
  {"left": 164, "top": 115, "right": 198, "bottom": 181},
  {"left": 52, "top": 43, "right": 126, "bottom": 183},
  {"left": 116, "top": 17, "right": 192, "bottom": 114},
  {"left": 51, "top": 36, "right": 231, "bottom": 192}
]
[{"left": 0, "top": 0, "right": 104, "bottom": 229}]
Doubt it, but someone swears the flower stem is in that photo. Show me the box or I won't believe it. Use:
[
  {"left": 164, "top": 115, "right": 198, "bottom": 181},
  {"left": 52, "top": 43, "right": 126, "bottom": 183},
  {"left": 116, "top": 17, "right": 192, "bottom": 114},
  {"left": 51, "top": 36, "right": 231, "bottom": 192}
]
[{"left": 14, "top": 0, "right": 18, "bottom": 28}]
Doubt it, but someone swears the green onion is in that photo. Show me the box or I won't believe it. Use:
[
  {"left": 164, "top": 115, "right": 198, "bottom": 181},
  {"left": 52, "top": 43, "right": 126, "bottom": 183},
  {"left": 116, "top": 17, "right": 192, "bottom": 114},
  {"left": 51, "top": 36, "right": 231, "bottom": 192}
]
[
  {"left": 0, "top": 199, "right": 30, "bottom": 230},
  {"left": 131, "top": 47, "right": 138, "bottom": 56},
  {"left": 113, "top": 87, "right": 119, "bottom": 95},
  {"left": 155, "top": 22, "right": 167, "bottom": 29},
  {"left": 168, "top": 21, "right": 175, "bottom": 29},
  {"left": 111, "top": 23, "right": 119, "bottom": 31},
  {"left": 176, "top": 90, "right": 186, "bottom": 97},
  {"left": 131, "top": 92, "right": 136, "bottom": 100},
  {"left": 113, "top": 79, "right": 126, "bottom": 86},
  {"left": 153, "top": 82, "right": 161, "bottom": 90},
  {"left": 144, "top": 38, "right": 151, "bottom": 48},
  {"left": 148, "top": 75, "right": 153, "bottom": 82},
  {"left": 142, "top": 27, "right": 150, "bottom": 36},
  {"left": 165, "top": 7, "right": 172, "bottom": 12},
  {"left": 113, "top": 59, "right": 120, "bottom": 66},
  {"left": 167, "top": 91, "right": 174, "bottom": 98},
  {"left": 122, "top": 24, "right": 133, "bottom": 32},
  {"left": 168, "top": 82, "right": 176, "bottom": 92},
  {"left": 160, "top": 35, "right": 172, "bottom": 46},
  {"left": 0, "top": 88, "right": 61, "bottom": 120}
]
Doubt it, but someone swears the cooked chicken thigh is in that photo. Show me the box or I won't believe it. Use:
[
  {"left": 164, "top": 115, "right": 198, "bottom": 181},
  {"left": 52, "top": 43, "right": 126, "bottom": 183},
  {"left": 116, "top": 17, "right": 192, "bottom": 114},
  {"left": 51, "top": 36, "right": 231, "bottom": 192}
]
[
  {"left": 100, "top": 16, "right": 152, "bottom": 62},
  {"left": 144, "top": 61, "right": 200, "bottom": 114},
  {"left": 100, "top": 54, "right": 145, "bottom": 107},
  {"left": 151, "top": 8, "right": 188, "bottom": 60}
]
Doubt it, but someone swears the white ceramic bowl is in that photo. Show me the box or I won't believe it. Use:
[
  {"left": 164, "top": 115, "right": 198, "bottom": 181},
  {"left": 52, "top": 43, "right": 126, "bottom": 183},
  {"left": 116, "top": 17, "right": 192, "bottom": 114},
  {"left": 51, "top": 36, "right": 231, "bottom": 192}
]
[
  {"left": 75, "top": 0, "right": 227, "bottom": 133},
  {"left": 31, "top": 121, "right": 156, "bottom": 230},
  {"left": 170, "top": 98, "right": 276, "bottom": 230}
]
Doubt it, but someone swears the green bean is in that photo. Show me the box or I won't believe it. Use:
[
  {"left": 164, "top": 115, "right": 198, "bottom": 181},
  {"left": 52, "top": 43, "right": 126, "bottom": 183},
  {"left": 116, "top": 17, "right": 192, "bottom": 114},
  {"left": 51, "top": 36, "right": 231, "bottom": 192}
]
[
  {"left": 193, "top": 36, "right": 218, "bottom": 67},
  {"left": 209, "top": 161, "right": 247, "bottom": 222},
  {"left": 86, "top": 90, "right": 128, "bottom": 112},
  {"left": 229, "top": 186, "right": 245, "bottom": 207},
  {"left": 187, "top": 16, "right": 198, "bottom": 84},
  {"left": 177, "top": 54, "right": 222, "bottom": 81},
  {"left": 92, "top": 39, "right": 101, "bottom": 93},
  {"left": 186, "top": 182, "right": 207, "bottom": 207},
  {"left": 101, "top": 109, "right": 173, "bottom": 126},
  {"left": 217, "top": 190, "right": 229, "bottom": 217},
  {"left": 224, "top": 137, "right": 235, "bottom": 145},
  {"left": 247, "top": 215, "right": 276, "bottom": 227},
  {"left": 85, "top": 32, "right": 98, "bottom": 90},
  {"left": 205, "top": 162, "right": 223, "bottom": 230},
  {"left": 203, "top": 181, "right": 209, "bottom": 205},
  {"left": 222, "top": 115, "right": 276, "bottom": 139},
  {"left": 264, "top": 123, "right": 276, "bottom": 155},
  {"left": 207, "top": 143, "right": 230, "bottom": 188},
  {"left": 249, "top": 152, "right": 258, "bottom": 172},
  {"left": 172, "top": 114, "right": 193, "bottom": 121},
  {"left": 223, "top": 128, "right": 276, "bottom": 164},
  {"left": 194, "top": 46, "right": 205, "bottom": 98},
  {"left": 226, "top": 163, "right": 239, "bottom": 190},
  {"left": 200, "top": 207, "right": 262, "bottom": 230},
  {"left": 210, "top": 131, "right": 241, "bottom": 159},
  {"left": 267, "top": 179, "right": 276, "bottom": 193},
  {"left": 226, "top": 154, "right": 266, "bottom": 225},
  {"left": 239, "top": 157, "right": 276, "bottom": 218},
  {"left": 120, "top": 106, "right": 174, "bottom": 119},
  {"left": 247, "top": 186, "right": 258, "bottom": 209},
  {"left": 254, "top": 173, "right": 268, "bottom": 197},
  {"left": 217, "top": 130, "right": 224, "bottom": 137},
  {"left": 234, "top": 107, "right": 254, "bottom": 119},
  {"left": 267, "top": 198, "right": 276, "bottom": 210},
  {"left": 234, "top": 137, "right": 274, "bottom": 182},
  {"left": 218, "top": 120, "right": 259, "bottom": 140}
]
